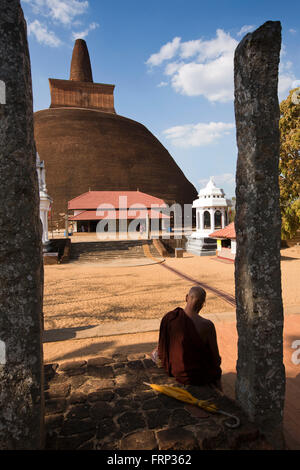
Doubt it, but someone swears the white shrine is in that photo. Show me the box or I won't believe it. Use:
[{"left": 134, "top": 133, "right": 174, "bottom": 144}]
[
  {"left": 186, "top": 177, "right": 229, "bottom": 256},
  {"left": 36, "top": 153, "right": 52, "bottom": 249}
]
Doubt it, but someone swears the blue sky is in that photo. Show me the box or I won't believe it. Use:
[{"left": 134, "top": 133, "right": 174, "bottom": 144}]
[{"left": 21, "top": 0, "right": 300, "bottom": 199}]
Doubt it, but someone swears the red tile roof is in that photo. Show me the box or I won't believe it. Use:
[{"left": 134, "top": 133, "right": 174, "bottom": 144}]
[
  {"left": 69, "top": 208, "right": 170, "bottom": 221},
  {"left": 209, "top": 222, "right": 236, "bottom": 239},
  {"left": 68, "top": 191, "right": 167, "bottom": 210}
]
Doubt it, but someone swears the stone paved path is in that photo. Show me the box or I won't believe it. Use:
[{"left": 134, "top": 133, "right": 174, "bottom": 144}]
[
  {"left": 44, "top": 353, "right": 272, "bottom": 450},
  {"left": 44, "top": 309, "right": 300, "bottom": 450}
]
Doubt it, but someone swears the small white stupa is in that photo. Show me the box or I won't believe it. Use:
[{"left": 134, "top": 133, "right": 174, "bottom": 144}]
[
  {"left": 36, "top": 153, "right": 52, "bottom": 249},
  {"left": 186, "top": 177, "right": 229, "bottom": 256}
]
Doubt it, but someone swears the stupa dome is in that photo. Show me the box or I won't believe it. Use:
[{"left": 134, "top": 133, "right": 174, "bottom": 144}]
[
  {"left": 34, "top": 39, "right": 198, "bottom": 227},
  {"left": 193, "top": 177, "right": 227, "bottom": 208},
  {"left": 198, "top": 177, "right": 225, "bottom": 198}
]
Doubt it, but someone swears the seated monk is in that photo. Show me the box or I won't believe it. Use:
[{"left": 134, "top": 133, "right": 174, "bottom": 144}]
[{"left": 152, "top": 286, "right": 222, "bottom": 390}]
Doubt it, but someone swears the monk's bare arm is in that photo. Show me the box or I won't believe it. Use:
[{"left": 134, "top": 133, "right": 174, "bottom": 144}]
[{"left": 206, "top": 321, "right": 221, "bottom": 367}]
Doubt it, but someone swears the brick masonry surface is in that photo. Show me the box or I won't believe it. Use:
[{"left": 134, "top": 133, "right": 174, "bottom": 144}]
[{"left": 44, "top": 353, "right": 274, "bottom": 450}]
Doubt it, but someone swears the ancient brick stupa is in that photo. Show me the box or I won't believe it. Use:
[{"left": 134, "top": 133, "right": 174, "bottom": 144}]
[{"left": 34, "top": 39, "right": 197, "bottom": 228}]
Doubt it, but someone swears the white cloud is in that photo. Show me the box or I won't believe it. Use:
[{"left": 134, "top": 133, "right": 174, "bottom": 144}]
[
  {"left": 199, "top": 173, "right": 235, "bottom": 188},
  {"left": 23, "top": 0, "right": 89, "bottom": 25},
  {"left": 72, "top": 21, "right": 99, "bottom": 40},
  {"left": 23, "top": 0, "right": 98, "bottom": 46},
  {"left": 164, "top": 61, "right": 184, "bottom": 76},
  {"left": 48, "top": 0, "right": 88, "bottom": 25},
  {"left": 198, "top": 173, "right": 236, "bottom": 196},
  {"left": 162, "top": 121, "right": 235, "bottom": 148},
  {"left": 146, "top": 37, "right": 181, "bottom": 67},
  {"left": 27, "top": 19, "right": 62, "bottom": 47},
  {"left": 289, "top": 28, "right": 297, "bottom": 34},
  {"left": 146, "top": 29, "right": 238, "bottom": 103},
  {"left": 170, "top": 54, "right": 235, "bottom": 102},
  {"left": 237, "top": 25, "right": 255, "bottom": 37},
  {"left": 185, "top": 29, "right": 237, "bottom": 62},
  {"left": 278, "top": 59, "right": 297, "bottom": 98},
  {"left": 180, "top": 39, "right": 203, "bottom": 59},
  {"left": 147, "top": 28, "right": 297, "bottom": 103},
  {"left": 278, "top": 73, "right": 297, "bottom": 97},
  {"left": 157, "top": 81, "right": 168, "bottom": 88}
]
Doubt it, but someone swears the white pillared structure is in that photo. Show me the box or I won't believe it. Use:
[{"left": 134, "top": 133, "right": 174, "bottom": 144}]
[
  {"left": 185, "top": 177, "right": 229, "bottom": 256},
  {"left": 36, "top": 153, "right": 52, "bottom": 247}
]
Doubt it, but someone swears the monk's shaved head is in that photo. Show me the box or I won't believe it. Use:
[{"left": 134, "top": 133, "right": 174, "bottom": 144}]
[
  {"left": 186, "top": 286, "right": 206, "bottom": 313},
  {"left": 189, "top": 286, "right": 206, "bottom": 300}
]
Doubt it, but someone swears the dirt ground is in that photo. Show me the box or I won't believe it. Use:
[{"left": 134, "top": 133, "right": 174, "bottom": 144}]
[
  {"left": 43, "top": 254, "right": 234, "bottom": 331},
  {"left": 43, "top": 246, "right": 300, "bottom": 330},
  {"left": 43, "top": 245, "right": 300, "bottom": 363}
]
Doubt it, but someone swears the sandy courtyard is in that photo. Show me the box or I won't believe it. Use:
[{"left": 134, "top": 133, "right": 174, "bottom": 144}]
[
  {"left": 42, "top": 243, "right": 300, "bottom": 449},
  {"left": 43, "top": 245, "right": 300, "bottom": 331}
]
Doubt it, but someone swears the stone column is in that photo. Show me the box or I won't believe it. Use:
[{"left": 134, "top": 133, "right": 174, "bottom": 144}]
[
  {"left": 0, "top": 1, "right": 44, "bottom": 449},
  {"left": 209, "top": 208, "right": 215, "bottom": 232},
  {"left": 221, "top": 209, "right": 225, "bottom": 228},
  {"left": 234, "top": 21, "right": 285, "bottom": 448},
  {"left": 200, "top": 210, "right": 204, "bottom": 231}
]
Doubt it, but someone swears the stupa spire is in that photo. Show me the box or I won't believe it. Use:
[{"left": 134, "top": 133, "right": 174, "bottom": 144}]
[{"left": 70, "top": 39, "right": 93, "bottom": 82}]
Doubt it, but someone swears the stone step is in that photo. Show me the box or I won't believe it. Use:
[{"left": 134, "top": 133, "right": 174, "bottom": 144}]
[
  {"left": 185, "top": 237, "right": 217, "bottom": 257},
  {"left": 69, "top": 240, "right": 161, "bottom": 263}
]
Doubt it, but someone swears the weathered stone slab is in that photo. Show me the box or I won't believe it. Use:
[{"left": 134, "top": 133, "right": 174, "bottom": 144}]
[
  {"left": 44, "top": 414, "right": 64, "bottom": 431},
  {"left": 87, "top": 364, "right": 114, "bottom": 378},
  {"left": 90, "top": 401, "right": 114, "bottom": 420},
  {"left": 45, "top": 382, "right": 71, "bottom": 399},
  {"left": 127, "top": 353, "right": 146, "bottom": 361},
  {"left": 43, "top": 357, "right": 272, "bottom": 450},
  {"left": 120, "top": 430, "right": 157, "bottom": 450},
  {"left": 169, "top": 408, "right": 197, "bottom": 427},
  {"left": 61, "top": 417, "right": 96, "bottom": 436},
  {"left": 87, "top": 357, "right": 112, "bottom": 367},
  {"left": 57, "top": 431, "right": 94, "bottom": 450},
  {"left": 0, "top": 1, "right": 44, "bottom": 449},
  {"left": 78, "top": 378, "right": 114, "bottom": 393},
  {"left": 145, "top": 409, "right": 170, "bottom": 429},
  {"left": 234, "top": 21, "right": 285, "bottom": 448},
  {"left": 58, "top": 360, "right": 87, "bottom": 376},
  {"left": 65, "top": 403, "right": 90, "bottom": 420},
  {"left": 117, "top": 411, "right": 146, "bottom": 434},
  {"left": 157, "top": 427, "right": 198, "bottom": 450},
  {"left": 127, "top": 359, "right": 145, "bottom": 370},
  {"left": 69, "top": 392, "right": 87, "bottom": 404},
  {"left": 87, "top": 390, "right": 115, "bottom": 402},
  {"left": 96, "top": 418, "right": 119, "bottom": 440},
  {"left": 141, "top": 397, "right": 164, "bottom": 410},
  {"left": 45, "top": 398, "right": 67, "bottom": 416}
]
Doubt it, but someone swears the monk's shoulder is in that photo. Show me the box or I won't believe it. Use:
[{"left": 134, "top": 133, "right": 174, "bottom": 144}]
[
  {"left": 161, "top": 307, "right": 182, "bottom": 322},
  {"left": 198, "top": 317, "right": 216, "bottom": 334}
]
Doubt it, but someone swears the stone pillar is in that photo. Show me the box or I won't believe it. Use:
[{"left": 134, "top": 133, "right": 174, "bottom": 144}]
[
  {"left": 234, "top": 21, "right": 285, "bottom": 448},
  {"left": 0, "top": 1, "right": 44, "bottom": 449},
  {"left": 209, "top": 208, "right": 215, "bottom": 232},
  {"left": 200, "top": 210, "right": 204, "bottom": 231},
  {"left": 221, "top": 209, "right": 225, "bottom": 228},
  {"left": 145, "top": 212, "right": 150, "bottom": 239},
  {"left": 40, "top": 201, "right": 50, "bottom": 244}
]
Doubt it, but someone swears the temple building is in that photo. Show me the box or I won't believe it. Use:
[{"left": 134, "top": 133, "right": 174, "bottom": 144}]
[
  {"left": 68, "top": 190, "right": 170, "bottom": 234},
  {"left": 209, "top": 222, "right": 236, "bottom": 262},
  {"left": 34, "top": 39, "right": 197, "bottom": 229},
  {"left": 185, "top": 178, "right": 230, "bottom": 256}
]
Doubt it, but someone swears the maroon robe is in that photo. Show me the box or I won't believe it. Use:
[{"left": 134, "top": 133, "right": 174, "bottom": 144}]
[{"left": 158, "top": 307, "right": 222, "bottom": 386}]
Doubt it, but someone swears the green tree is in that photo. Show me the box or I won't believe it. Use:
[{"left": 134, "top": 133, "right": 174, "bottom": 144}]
[{"left": 279, "top": 88, "right": 300, "bottom": 239}]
